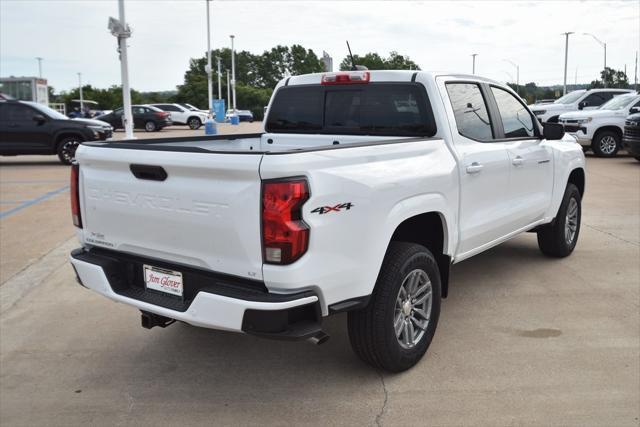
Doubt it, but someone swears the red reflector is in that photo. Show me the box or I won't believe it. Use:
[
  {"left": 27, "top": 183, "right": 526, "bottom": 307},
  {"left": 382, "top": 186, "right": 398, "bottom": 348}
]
[
  {"left": 321, "top": 71, "right": 370, "bottom": 85},
  {"left": 262, "top": 179, "right": 310, "bottom": 264},
  {"left": 70, "top": 164, "right": 82, "bottom": 228}
]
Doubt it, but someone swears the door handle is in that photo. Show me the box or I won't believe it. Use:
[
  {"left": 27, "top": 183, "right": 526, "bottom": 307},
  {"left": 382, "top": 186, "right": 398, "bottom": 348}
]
[
  {"left": 512, "top": 156, "right": 524, "bottom": 166},
  {"left": 466, "top": 162, "right": 484, "bottom": 174}
]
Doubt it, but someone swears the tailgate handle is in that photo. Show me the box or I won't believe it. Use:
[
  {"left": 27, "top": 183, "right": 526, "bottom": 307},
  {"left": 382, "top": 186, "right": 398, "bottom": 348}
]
[{"left": 130, "top": 164, "right": 168, "bottom": 181}]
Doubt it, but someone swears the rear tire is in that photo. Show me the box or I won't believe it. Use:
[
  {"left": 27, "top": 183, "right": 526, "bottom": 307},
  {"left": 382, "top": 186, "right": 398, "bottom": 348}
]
[
  {"left": 144, "top": 121, "right": 157, "bottom": 132},
  {"left": 348, "top": 242, "right": 441, "bottom": 372},
  {"left": 592, "top": 130, "right": 620, "bottom": 157},
  {"left": 56, "top": 136, "right": 83, "bottom": 165},
  {"left": 537, "top": 183, "right": 581, "bottom": 257}
]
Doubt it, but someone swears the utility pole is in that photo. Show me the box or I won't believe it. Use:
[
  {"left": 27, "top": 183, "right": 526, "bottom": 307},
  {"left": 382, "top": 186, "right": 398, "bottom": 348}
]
[
  {"left": 77, "top": 72, "right": 84, "bottom": 114},
  {"left": 504, "top": 59, "right": 519, "bottom": 94},
  {"left": 108, "top": 0, "right": 134, "bottom": 139},
  {"left": 471, "top": 53, "right": 478, "bottom": 74},
  {"left": 635, "top": 51, "right": 638, "bottom": 92},
  {"left": 562, "top": 32, "right": 573, "bottom": 95},
  {"left": 583, "top": 33, "right": 607, "bottom": 87},
  {"left": 217, "top": 57, "right": 222, "bottom": 99},
  {"left": 230, "top": 35, "right": 237, "bottom": 112},
  {"left": 205, "top": 0, "right": 213, "bottom": 114},
  {"left": 35, "top": 57, "right": 43, "bottom": 78}
]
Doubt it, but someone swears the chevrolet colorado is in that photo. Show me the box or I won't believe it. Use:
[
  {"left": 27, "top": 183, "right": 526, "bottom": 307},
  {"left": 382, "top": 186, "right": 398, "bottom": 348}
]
[{"left": 69, "top": 71, "right": 586, "bottom": 372}]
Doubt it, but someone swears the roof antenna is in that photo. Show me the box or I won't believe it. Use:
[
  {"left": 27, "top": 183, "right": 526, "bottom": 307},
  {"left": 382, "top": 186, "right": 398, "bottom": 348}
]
[{"left": 346, "top": 40, "right": 357, "bottom": 71}]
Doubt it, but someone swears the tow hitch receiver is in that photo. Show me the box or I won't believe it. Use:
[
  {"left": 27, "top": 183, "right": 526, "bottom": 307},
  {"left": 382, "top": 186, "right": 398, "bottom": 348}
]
[{"left": 141, "top": 311, "right": 175, "bottom": 329}]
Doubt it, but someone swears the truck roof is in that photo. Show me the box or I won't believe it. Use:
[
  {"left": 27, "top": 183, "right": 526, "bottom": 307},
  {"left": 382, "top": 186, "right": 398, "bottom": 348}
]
[{"left": 284, "top": 70, "right": 502, "bottom": 87}]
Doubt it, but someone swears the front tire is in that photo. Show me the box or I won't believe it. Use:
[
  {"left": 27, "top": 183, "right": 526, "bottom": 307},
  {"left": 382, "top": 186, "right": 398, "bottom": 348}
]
[
  {"left": 348, "top": 242, "right": 441, "bottom": 372},
  {"left": 144, "top": 121, "right": 157, "bottom": 132},
  {"left": 592, "top": 131, "right": 620, "bottom": 157},
  {"left": 188, "top": 117, "right": 202, "bottom": 130},
  {"left": 56, "top": 136, "right": 83, "bottom": 165},
  {"left": 537, "top": 183, "right": 581, "bottom": 257}
]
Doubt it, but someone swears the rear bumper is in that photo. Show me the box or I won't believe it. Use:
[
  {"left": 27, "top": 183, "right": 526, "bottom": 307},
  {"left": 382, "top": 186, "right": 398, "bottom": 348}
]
[{"left": 70, "top": 247, "right": 322, "bottom": 339}]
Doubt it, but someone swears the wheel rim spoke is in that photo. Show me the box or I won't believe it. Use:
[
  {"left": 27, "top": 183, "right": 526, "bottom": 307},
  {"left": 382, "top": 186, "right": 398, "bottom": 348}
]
[{"left": 393, "top": 268, "right": 432, "bottom": 349}]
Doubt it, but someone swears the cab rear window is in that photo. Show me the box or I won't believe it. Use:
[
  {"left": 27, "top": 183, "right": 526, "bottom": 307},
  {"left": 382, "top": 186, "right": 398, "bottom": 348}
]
[{"left": 266, "top": 83, "right": 436, "bottom": 137}]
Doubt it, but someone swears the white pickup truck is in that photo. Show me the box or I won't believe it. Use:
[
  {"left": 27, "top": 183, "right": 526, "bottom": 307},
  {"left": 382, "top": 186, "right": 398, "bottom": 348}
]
[{"left": 69, "top": 70, "right": 586, "bottom": 372}]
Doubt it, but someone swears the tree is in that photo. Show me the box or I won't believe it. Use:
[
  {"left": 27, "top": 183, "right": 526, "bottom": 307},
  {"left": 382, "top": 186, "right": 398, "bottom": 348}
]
[
  {"left": 589, "top": 67, "right": 629, "bottom": 89},
  {"left": 339, "top": 51, "right": 420, "bottom": 71}
]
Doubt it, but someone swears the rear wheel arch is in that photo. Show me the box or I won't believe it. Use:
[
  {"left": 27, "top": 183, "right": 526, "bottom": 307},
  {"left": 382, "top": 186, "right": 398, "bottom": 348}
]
[{"left": 387, "top": 212, "right": 451, "bottom": 298}]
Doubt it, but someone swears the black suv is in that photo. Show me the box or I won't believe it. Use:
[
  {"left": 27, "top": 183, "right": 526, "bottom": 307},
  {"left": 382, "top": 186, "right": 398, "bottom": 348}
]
[
  {"left": 0, "top": 100, "right": 113, "bottom": 164},
  {"left": 622, "top": 113, "right": 640, "bottom": 161},
  {"left": 96, "top": 105, "right": 172, "bottom": 132}
]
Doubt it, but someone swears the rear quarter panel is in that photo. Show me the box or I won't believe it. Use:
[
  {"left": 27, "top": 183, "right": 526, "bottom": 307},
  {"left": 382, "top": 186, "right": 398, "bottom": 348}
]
[{"left": 260, "top": 139, "right": 458, "bottom": 313}]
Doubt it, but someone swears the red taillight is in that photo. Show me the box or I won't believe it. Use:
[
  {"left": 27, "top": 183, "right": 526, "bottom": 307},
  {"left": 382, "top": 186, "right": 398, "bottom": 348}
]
[
  {"left": 321, "top": 71, "right": 370, "bottom": 85},
  {"left": 154, "top": 112, "right": 168, "bottom": 118},
  {"left": 262, "top": 179, "right": 310, "bottom": 264},
  {"left": 70, "top": 164, "right": 82, "bottom": 228}
]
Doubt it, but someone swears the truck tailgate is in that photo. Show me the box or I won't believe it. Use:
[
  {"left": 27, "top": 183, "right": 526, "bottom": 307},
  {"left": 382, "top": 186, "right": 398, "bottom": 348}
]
[{"left": 76, "top": 146, "right": 264, "bottom": 280}]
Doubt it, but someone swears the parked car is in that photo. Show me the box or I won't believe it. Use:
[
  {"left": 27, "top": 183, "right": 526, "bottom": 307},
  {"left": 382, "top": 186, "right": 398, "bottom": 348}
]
[
  {"left": 225, "top": 109, "right": 254, "bottom": 122},
  {"left": 558, "top": 93, "right": 640, "bottom": 157},
  {"left": 151, "top": 103, "right": 208, "bottom": 130},
  {"left": 70, "top": 70, "right": 585, "bottom": 372},
  {"left": 529, "top": 88, "right": 633, "bottom": 123},
  {"left": 0, "top": 99, "right": 112, "bottom": 164},
  {"left": 622, "top": 113, "right": 640, "bottom": 161},
  {"left": 534, "top": 99, "right": 556, "bottom": 105},
  {"left": 96, "top": 105, "right": 171, "bottom": 132}
]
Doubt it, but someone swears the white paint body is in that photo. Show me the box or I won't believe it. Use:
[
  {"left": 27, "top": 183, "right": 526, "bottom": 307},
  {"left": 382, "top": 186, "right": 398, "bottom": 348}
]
[
  {"left": 71, "top": 71, "right": 585, "bottom": 333},
  {"left": 528, "top": 88, "right": 633, "bottom": 123}
]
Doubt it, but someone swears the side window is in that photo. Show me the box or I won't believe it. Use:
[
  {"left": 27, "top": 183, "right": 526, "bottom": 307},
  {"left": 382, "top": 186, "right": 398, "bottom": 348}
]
[
  {"left": 582, "top": 93, "right": 607, "bottom": 107},
  {"left": 446, "top": 83, "right": 493, "bottom": 141},
  {"left": 490, "top": 86, "right": 535, "bottom": 138},
  {"left": 7, "top": 105, "right": 37, "bottom": 121}
]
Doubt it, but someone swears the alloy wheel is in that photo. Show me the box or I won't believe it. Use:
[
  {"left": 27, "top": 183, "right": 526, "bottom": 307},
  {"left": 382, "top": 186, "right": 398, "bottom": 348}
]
[{"left": 394, "top": 269, "right": 432, "bottom": 349}]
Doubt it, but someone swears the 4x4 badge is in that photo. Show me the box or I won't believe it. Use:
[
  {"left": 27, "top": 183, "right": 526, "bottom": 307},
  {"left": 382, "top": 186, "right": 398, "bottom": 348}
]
[{"left": 311, "top": 202, "right": 354, "bottom": 215}]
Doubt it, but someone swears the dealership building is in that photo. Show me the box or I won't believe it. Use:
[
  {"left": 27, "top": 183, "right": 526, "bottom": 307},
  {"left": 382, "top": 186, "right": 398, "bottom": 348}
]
[{"left": 0, "top": 76, "right": 49, "bottom": 105}]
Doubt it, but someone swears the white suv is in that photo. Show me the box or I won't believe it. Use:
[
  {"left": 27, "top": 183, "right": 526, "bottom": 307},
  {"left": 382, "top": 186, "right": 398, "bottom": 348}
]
[
  {"left": 151, "top": 103, "right": 208, "bottom": 130},
  {"left": 529, "top": 89, "right": 633, "bottom": 123},
  {"left": 558, "top": 93, "right": 640, "bottom": 157}
]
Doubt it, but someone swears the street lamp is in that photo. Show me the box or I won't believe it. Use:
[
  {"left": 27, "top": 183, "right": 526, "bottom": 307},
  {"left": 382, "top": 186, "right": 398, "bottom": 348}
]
[
  {"left": 217, "top": 57, "right": 222, "bottom": 100},
  {"left": 230, "top": 35, "right": 237, "bottom": 113},
  {"left": 503, "top": 59, "right": 519, "bottom": 95},
  {"left": 583, "top": 32, "right": 607, "bottom": 87},
  {"left": 562, "top": 32, "right": 573, "bottom": 95},
  {"left": 108, "top": 0, "right": 134, "bottom": 139},
  {"left": 471, "top": 53, "right": 478, "bottom": 74},
  {"left": 35, "top": 57, "right": 43, "bottom": 78},
  {"left": 205, "top": 0, "right": 213, "bottom": 114}
]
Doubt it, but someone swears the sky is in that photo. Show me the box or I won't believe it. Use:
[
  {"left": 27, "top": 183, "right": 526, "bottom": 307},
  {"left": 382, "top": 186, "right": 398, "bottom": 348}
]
[{"left": 1, "top": 0, "right": 639, "bottom": 93}]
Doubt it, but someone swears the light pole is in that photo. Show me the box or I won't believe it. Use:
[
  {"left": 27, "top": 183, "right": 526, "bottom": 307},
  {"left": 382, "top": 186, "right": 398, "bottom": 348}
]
[
  {"left": 583, "top": 33, "right": 606, "bottom": 87},
  {"left": 35, "top": 57, "right": 43, "bottom": 78},
  {"left": 108, "top": 0, "right": 134, "bottom": 139},
  {"left": 562, "top": 32, "right": 573, "bottom": 96},
  {"left": 226, "top": 69, "right": 230, "bottom": 107},
  {"left": 503, "top": 59, "right": 519, "bottom": 95},
  {"left": 205, "top": 0, "right": 213, "bottom": 114},
  {"left": 77, "top": 72, "right": 84, "bottom": 115},
  {"left": 471, "top": 53, "right": 478, "bottom": 74},
  {"left": 217, "top": 57, "right": 222, "bottom": 100},
  {"left": 230, "top": 35, "right": 237, "bottom": 113}
]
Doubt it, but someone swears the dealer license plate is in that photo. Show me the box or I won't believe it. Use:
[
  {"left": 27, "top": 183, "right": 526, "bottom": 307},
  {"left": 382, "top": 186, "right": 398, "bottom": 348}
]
[{"left": 143, "top": 265, "right": 183, "bottom": 298}]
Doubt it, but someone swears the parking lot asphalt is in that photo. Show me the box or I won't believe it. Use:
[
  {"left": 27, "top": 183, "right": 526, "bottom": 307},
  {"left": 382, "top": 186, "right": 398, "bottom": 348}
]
[{"left": 0, "top": 137, "right": 638, "bottom": 425}]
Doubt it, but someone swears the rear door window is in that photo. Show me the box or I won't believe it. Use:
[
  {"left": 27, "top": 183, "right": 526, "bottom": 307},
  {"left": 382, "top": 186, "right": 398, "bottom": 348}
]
[
  {"left": 445, "top": 83, "right": 493, "bottom": 141},
  {"left": 266, "top": 83, "right": 436, "bottom": 136}
]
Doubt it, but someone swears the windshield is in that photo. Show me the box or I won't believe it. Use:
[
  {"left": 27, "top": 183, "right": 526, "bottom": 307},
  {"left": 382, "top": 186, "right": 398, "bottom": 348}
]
[
  {"left": 554, "top": 91, "right": 585, "bottom": 105},
  {"left": 599, "top": 94, "right": 637, "bottom": 110},
  {"left": 185, "top": 104, "right": 199, "bottom": 111},
  {"left": 25, "top": 101, "right": 68, "bottom": 120}
]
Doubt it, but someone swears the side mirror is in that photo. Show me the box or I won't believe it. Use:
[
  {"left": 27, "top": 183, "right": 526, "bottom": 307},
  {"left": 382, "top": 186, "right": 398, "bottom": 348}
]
[
  {"left": 543, "top": 122, "right": 564, "bottom": 140},
  {"left": 578, "top": 101, "right": 587, "bottom": 110},
  {"left": 630, "top": 106, "right": 640, "bottom": 115},
  {"left": 32, "top": 114, "right": 46, "bottom": 124}
]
